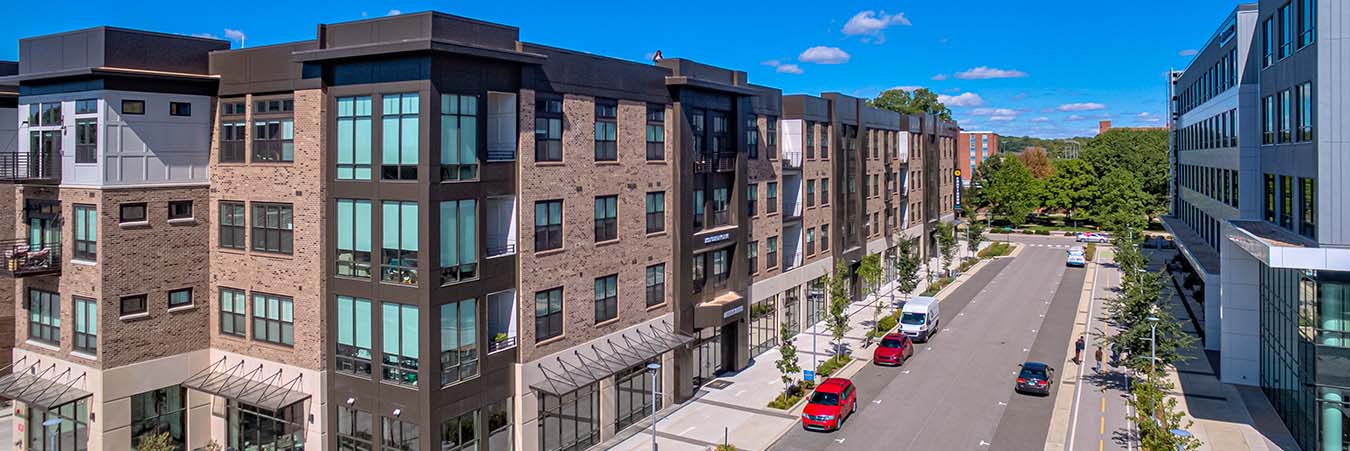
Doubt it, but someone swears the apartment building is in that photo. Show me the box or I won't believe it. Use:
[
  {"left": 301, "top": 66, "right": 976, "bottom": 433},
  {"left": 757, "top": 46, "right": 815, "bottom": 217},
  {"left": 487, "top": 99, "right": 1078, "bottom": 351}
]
[
  {"left": 1168, "top": 1, "right": 1350, "bottom": 449},
  {"left": 0, "top": 11, "right": 961, "bottom": 451},
  {"left": 957, "top": 131, "right": 998, "bottom": 184}
]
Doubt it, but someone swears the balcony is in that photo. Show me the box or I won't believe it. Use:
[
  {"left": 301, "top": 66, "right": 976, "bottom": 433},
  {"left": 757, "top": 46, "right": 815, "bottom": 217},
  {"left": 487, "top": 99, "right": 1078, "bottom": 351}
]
[
  {"left": 486, "top": 197, "right": 518, "bottom": 258},
  {"left": 694, "top": 153, "right": 736, "bottom": 174},
  {"left": 1, "top": 239, "right": 60, "bottom": 277},
  {"left": 0, "top": 152, "right": 59, "bottom": 183},
  {"left": 782, "top": 150, "right": 803, "bottom": 170},
  {"left": 487, "top": 290, "right": 518, "bottom": 354},
  {"left": 709, "top": 210, "right": 730, "bottom": 228}
]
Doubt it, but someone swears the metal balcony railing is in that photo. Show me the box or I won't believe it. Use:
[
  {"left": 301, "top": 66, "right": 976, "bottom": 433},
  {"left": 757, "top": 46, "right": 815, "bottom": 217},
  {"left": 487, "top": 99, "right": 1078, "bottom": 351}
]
[
  {"left": 694, "top": 152, "right": 737, "bottom": 173},
  {"left": 486, "top": 234, "right": 517, "bottom": 258},
  {"left": 714, "top": 153, "right": 736, "bottom": 172},
  {"left": 489, "top": 335, "right": 518, "bottom": 353},
  {"left": 0, "top": 239, "right": 61, "bottom": 277},
  {"left": 0, "top": 152, "right": 59, "bottom": 182}
]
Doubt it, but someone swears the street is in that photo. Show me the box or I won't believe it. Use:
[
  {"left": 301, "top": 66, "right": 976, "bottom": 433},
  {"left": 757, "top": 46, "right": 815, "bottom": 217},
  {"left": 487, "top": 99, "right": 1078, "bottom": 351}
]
[{"left": 771, "top": 236, "right": 1091, "bottom": 451}]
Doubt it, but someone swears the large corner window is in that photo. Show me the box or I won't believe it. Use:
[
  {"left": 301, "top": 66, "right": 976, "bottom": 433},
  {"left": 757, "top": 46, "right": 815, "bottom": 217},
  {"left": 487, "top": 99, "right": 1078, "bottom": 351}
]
[
  {"left": 534, "top": 287, "right": 563, "bottom": 342},
  {"left": 337, "top": 96, "right": 373, "bottom": 180},
  {"left": 539, "top": 383, "right": 600, "bottom": 451},
  {"left": 75, "top": 119, "right": 97, "bottom": 164},
  {"left": 337, "top": 295, "right": 374, "bottom": 377},
  {"left": 73, "top": 204, "right": 97, "bottom": 261},
  {"left": 381, "top": 93, "right": 420, "bottom": 181},
  {"left": 441, "top": 94, "right": 479, "bottom": 182},
  {"left": 337, "top": 407, "right": 374, "bottom": 450},
  {"left": 74, "top": 297, "right": 97, "bottom": 355},
  {"left": 381, "top": 201, "right": 419, "bottom": 286},
  {"left": 535, "top": 98, "right": 563, "bottom": 162},
  {"left": 28, "top": 289, "right": 59, "bottom": 345},
  {"left": 594, "top": 100, "right": 617, "bottom": 161},
  {"left": 381, "top": 302, "right": 421, "bottom": 386},
  {"left": 439, "top": 297, "right": 479, "bottom": 386},
  {"left": 337, "top": 199, "right": 373, "bottom": 279},
  {"left": 226, "top": 400, "right": 305, "bottom": 451},
  {"left": 439, "top": 200, "right": 478, "bottom": 285},
  {"left": 251, "top": 293, "right": 294, "bottom": 346},
  {"left": 130, "top": 386, "right": 186, "bottom": 450}
]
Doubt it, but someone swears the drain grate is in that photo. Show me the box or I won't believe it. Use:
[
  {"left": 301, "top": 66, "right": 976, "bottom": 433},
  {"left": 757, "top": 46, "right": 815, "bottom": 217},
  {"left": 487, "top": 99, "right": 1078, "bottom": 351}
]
[{"left": 704, "top": 380, "right": 733, "bottom": 390}]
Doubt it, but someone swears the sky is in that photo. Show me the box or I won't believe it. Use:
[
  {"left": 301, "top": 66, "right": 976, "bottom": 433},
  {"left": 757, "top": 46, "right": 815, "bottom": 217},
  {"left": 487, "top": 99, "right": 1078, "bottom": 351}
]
[{"left": 3, "top": 0, "right": 1248, "bottom": 138}]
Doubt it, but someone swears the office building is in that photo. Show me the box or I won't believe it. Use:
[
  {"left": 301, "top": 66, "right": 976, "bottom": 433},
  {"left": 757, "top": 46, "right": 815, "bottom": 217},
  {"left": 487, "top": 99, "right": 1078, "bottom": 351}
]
[{"left": 957, "top": 130, "right": 997, "bottom": 184}]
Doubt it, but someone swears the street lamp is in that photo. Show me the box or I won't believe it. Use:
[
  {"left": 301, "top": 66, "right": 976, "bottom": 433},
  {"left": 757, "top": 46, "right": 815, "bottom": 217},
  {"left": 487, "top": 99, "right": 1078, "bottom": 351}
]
[
  {"left": 42, "top": 417, "right": 61, "bottom": 451},
  {"left": 647, "top": 362, "right": 662, "bottom": 451},
  {"left": 1147, "top": 316, "right": 1161, "bottom": 378}
]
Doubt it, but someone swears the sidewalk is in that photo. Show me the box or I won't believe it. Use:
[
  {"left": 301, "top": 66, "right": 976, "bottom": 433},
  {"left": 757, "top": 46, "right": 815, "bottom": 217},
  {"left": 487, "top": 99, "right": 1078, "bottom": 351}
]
[{"left": 604, "top": 243, "right": 985, "bottom": 451}]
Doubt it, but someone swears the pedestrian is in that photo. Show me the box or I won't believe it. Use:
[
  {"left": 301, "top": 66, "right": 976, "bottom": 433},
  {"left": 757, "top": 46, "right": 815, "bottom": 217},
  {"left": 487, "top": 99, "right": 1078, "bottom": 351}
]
[
  {"left": 1074, "top": 336, "right": 1086, "bottom": 364},
  {"left": 1110, "top": 343, "right": 1122, "bottom": 366},
  {"left": 1094, "top": 347, "right": 1104, "bottom": 372}
]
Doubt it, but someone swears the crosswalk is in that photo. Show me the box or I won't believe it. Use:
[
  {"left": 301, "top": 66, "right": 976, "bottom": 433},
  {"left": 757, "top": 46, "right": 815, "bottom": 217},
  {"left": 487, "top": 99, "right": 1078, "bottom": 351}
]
[{"left": 1025, "top": 243, "right": 1075, "bottom": 249}]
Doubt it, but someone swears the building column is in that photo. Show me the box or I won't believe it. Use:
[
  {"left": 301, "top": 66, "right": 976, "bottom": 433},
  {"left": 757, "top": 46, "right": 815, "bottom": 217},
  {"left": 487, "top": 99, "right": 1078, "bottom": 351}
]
[
  {"left": 1323, "top": 389, "right": 1343, "bottom": 451},
  {"left": 1322, "top": 283, "right": 1346, "bottom": 451}
]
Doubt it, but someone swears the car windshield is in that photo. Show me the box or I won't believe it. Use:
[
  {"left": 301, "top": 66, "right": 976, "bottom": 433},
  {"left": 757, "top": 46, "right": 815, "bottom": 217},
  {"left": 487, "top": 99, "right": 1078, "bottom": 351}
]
[
  {"left": 901, "top": 312, "right": 926, "bottom": 325},
  {"left": 809, "top": 392, "right": 840, "bottom": 406},
  {"left": 1019, "top": 368, "right": 1048, "bottom": 380},
  {"left": 880, "top": 338, "right": 905, "bottom": 348}
]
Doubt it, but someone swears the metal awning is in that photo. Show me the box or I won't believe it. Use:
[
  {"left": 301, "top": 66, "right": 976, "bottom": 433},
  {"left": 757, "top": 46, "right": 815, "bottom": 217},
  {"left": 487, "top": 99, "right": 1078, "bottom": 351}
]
[
  {"left": 182, "top": 358, "right": 309, "bottom": 411},
  {"left": 0, "top": 357, "right": 92, "bottom": 410},
  {"left": 530, "top": 318, "right": 693, "bottom": 396}
]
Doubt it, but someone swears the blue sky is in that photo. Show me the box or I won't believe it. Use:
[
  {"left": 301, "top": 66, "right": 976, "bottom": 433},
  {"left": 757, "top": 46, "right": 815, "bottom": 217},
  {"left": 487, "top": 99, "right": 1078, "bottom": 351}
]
[{"left": 4, "top": 0, "right": 1246, "bottom": 138}]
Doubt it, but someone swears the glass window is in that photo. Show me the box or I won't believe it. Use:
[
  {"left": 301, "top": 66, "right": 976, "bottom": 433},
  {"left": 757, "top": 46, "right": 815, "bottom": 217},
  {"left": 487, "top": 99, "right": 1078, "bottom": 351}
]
[
  {"left": 821, "top": 224, "right": 830, "bottom": 251},
  {"left": 75, "top": 118, "right": 97, "bottom": 163},
  {"left": 73, "top": 204, "right": 97, "bottom": 261},
  {"left": 122, "top": 99, "right": 145, "bottom": 115},
  {"left": 337, "top": 199, "right": 373, "bottom": 279},
  {"left": 252, "top": 203, "right": 295, "bottom": 254},
  {"left": 227, "top": 400, "right": 305, "bottom": 451},
  {"left": 441, "top": 94, "right": 480, "bottom": 181},
  {"left": 534, "top": 200, "right": 563, "bottom": 252},
  {"left": 222, "top": 102, "right": 246, "bottom": 116},
  {"left": 441, "top": 410, "right": 479, "bottom": 451},
  {"left": 535, "top": 98, "right": 563, "bottom": 162},
  {"left": 120, "top": 203, "right": 147, "bottom": 223},
  {"left": 221, "top": 288, "right": 247, "bottom": 337},
  {"left": 1263, "top": 18, "right": 1275, "bottom": 67},
  {"left": 806, "top": 180, "right": 816, "bottom": 207},
  {"left": 614, "top": 360, "right": 662, "bottom": 431},
  {"left": 766, "top": 236, "right": 778, "bottom": 269},
  {"left": 439, "top": 200, "right": 478, "bottom": 285},
  {"left": 337, "top": 96, "right": 374, "bottom": 180},
  {"left": 1299, "top": 0, "right": 1315, "bottom": 47},
  {"left": 646, "top": 264, "right": 666, "bottom": 307},
  {"left": 747, "top": 116, "right": 760, "bottom": 159},
  {"left": 440, "top": 298, "right": 479, "bottom": 386},
  {"left": 806, "top": 228, "right": 815, "bottom": 255},
  {"left": 381, "top": 302, "right": 420, "bottom": 386},
  {"left": 337, "top": 295, "right": 374, "bottom": 377},
  {"left": 130, "top": 386, "right": 186, "bottom": 450},
  {"left": 220, "top": 201, "right": 247, "bottom": 250},
  {"left": 595, "top": 100, "right": 617, "bottom": 161},
  {"left": 693, "top": 189, "right": 704, "bottom": 229},
  {"left": 487, "top": 399, "right": 513, "bottom": 451},
  {"left": 74, "top": 297, "right": 97, "bottom": 354},
  {"left": 594, "top": 274, "right": 618, "bottom": 323},
  {"left": 169, "top": 102, "right": 192, "bottom": 117},
  {"left": 594, "top": 196, "right": 617, "bottom": 242},
  {"left": 382, "top": 417, "right": 420, "bottom": 451},
  {"left": 382, "top": 93, "right": 420, "bottom": 180},
  {"left": 27, "top": 398, "right": 89, "bottom": 451},
  {"left": 221, "top": 121, "right": 247, "bottom": 163},
  {"left": 168, "top": 200, "right": 193, "bottom": 220},
  {"left": 1279, "top": 89, "right": 1292, "bottom": 143},
  {"left": 538, "top": 383, "right": 600, "bottom": 451},
  {"left": 253, "top": 119, "right": 294, "bottom": 162},
  {"left": 1296, "top": 82, "right": 1313, "bottom": 142},
  {"left": 255, "top": 99, "right": 294, "bottom": 114},
  {"left": 535, "top": 287, "right": 563, "bottom": 342},
  {"left": 252, "top": 293, "right": 294, "bottom": 346},
  {"left": 1281, "top": 175, "right": 1294, "bottom": 229},
  {"left": 168, "top": 288, "right": 193, "bottom": 308},
  {"left": 1265, "top": 174, "right": 1276, "bottom": 223},
  {"left": 1300, "top": 177, "right": 1316, "bottom": 239},
  {"left": 381, "top": 201, "right": 419, "bottom": 285},
  {"left": 338, "top": 407, "right": 375, "bottom": 450},
  {"left": 821, "top": 178, "right": 830, "bottom": 205},
  {"left": 646, "top": 105, "right": 665, "bottom": 161},
  {"left": 748, "top": 241, "right": 758, "bottom": 275},
  {"left": 1279, "top": 3, "right": 1292, "bottom": 59},
  {"left": 120, "top": 294, "right": 147, "bottom": 317},
  {"left": 767, "top": 182, "right": 778, "bottom": 213},
  {"left": 646, "top": 192, "right": 665, "bottom": 234},
  {"left": 28, "top": 289, "right": 59, "bottom": 345},
  {"left": 1263, "top": 96, "right": 1275, "bottom": 144},
  {"left": 75, "top": 99, "right": 97, "bottom": 115}
]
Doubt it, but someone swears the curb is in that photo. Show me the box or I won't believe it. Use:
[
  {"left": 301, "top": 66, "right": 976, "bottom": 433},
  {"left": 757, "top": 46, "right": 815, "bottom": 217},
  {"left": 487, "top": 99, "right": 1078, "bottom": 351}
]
[{"left": 1044, "top": 249, "right": 1105, "bottom": 451}]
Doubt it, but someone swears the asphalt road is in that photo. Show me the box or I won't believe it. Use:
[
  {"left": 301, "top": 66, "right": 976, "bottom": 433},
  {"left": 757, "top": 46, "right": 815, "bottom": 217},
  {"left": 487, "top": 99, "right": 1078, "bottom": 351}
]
[
  {"left": 771, "top": 240, "right": 1084, "bottom": 451},
  {"left": 1064, "top": 249, "right": 1132, "bottom": 451}
]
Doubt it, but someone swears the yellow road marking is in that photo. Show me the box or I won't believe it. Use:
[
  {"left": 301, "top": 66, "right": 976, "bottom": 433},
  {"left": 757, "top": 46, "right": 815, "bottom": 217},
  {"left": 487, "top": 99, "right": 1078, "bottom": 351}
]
[
  {"left": 1099, "top": 440, "right": 1104, "bottom": 451},
  {"left": 1101, "top": 397, "right": 1106, "bottom": 412},
  {"left": 1100, "top": 416, "right": 1105, "bottom": 434}
]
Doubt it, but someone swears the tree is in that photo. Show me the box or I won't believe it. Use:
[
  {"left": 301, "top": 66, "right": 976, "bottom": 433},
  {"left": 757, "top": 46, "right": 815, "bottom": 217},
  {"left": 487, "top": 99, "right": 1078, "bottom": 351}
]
[
  {"left": 965, "top": 221, "right": 987, "bottom": 259},
  {"left": 1082, "top": 128, "right": 1170, "bottom": 221},
  {"left": 775, "top": 323, "right": 801, "bottom": 397},
  {"left": 891, "top": 235, "right": 922, "bottom": 311},
  {"left": 935, "top": 222, "right": 957, "bottom": 277},
  {"left": 825, "top": 262, "right": 853, "bottom": 360},
  {"left": 1092, "top": 168, "right": 1151, "bottom": 232},
  {"left": 979, "top": 154, "right": 1041, "bottom": 225},
  {"left": 1130, "top": 379, "right": 1202, "bottom": 451},
  {"left": 137, "top": 433, "right": 177, "bottom": 451},
  {"left": 1018, "top": 147, "right": 1055, "bottom": 179},
  {"left": 1041, "top": 158, "right": 1097, "bottom": 220},
  {"left": 867, "top": 88, "right": 953, "bottom": 121},
  {"left": 858, "top": 253, "right": 884, "bottom": 338}
]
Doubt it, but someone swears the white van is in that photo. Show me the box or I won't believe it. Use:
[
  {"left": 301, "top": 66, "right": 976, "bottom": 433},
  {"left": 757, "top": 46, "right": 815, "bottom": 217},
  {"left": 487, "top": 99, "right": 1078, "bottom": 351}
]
[{"left": 899, "top": 296, "right": 940, "bottom": 342}]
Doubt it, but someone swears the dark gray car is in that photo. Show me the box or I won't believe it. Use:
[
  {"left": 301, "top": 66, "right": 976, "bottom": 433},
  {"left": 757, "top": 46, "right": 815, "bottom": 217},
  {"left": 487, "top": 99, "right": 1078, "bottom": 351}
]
[{"left": 1015, "top": 362, "right": 1054, "bottom": 396}]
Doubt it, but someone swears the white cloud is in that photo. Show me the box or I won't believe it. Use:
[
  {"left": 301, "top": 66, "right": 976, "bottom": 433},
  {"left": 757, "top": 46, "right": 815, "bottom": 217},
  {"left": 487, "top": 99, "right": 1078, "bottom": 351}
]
[
  {"left": 931, "top": 73, "right": 948, "bottom": 81},
  {"left": 937, "top": 92, "right": 985, "bottom": 107},
  {"left": 1136, "top": 112, "right": 1162, "bottom": 123},
  {"left": 762, "top": 59, "right": 782, "bottom": 67},
  {"left": 387, "top": 9, "right": 402, "bottom": 15},
  {"left": 890, "top": 85, "right": 925, "bottom": 92},
  {"left": 842, "top": 10, "right": 911, "bottom": 43},
  {"left": 1031, "top": 116, "right": 1051, "bottom": 123},
  {"left": 776, "top": 64, "right": 803, "bottom": 75},
  {"left": 192, "top": 32, "right": 220, "bottom": 39},
  {"left": 1178, "top": 49, "right": 1198, "bottom": 56},
  {"left": 954, "top": 66, "right": 1028, "bottom": 80},
  {"left": 1057, "top": 102, "right": 1107, "bottom": 112},
  {"left": 990, "top": 116, "right": 1017, "bottom": 122},
  {"left": 223, "top": 29, "right": 246, "bottom": 46},
  {"left": 971, "top": 107, "right": 1017, "bottom": 116},
  {"left": 1066, "top": 114, "right": 1087, "bottom": 121},
  {"left": 798, "top": 46, "right": 850, "bottom": 64}
]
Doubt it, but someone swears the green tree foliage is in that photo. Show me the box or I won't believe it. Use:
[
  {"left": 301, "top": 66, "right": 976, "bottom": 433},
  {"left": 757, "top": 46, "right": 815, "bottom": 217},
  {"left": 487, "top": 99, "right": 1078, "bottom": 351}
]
[
  {"left": 999, "top": 135, "right": 1093, "bottom": 155},
  {"left": 891, "top": 235, "right": 922, "bottom": 309},
  {"left": 1018, "top": 147, "right": 1055, "bottom": 179},
  {"left": 858, "top": 253, "right": 884, "bottom": 337},
  {"left": 867, "top": 88, "right": 953, "bottom": 121},
  {"left": 965, "top": 221, "right": 987, "bottom": 259},
  {"left": 1092, "top": 168, "right": 1151, "bottom": 231},
  {"left": 775, "top": 322, "right": 801, "bottom": 396},
  {"left": 978, "top": 154, "right": 1041, "bottom": 225},
  {"left": 1131, "top": 379, "right": 1202, "bottom": 451},
  {"left": 1082, "top": 128, "right": 1170, "bottom": 220},
  {"left": 1041, "top": 158, "right": 1097, "bottom": 219},
  {"left": 935, "top": 222, "right": 957, "bottom": 277},
  {"left": 137, "top": 433, "right": 177, "bottom": 451},
  {"left": 825, "top": 262, "right": 853, "bottom": 359}
]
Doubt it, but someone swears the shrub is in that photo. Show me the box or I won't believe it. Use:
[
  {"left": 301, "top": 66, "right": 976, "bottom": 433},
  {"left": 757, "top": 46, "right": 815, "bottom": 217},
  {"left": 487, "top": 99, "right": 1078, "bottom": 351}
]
[
  {"left": 1085, "top": 243, "right": 1097, "bottom": 261},
  {"left": 816, "top": 354, "right": 852, "bottom": 378},
  {"left": 877, "top": 311, "right": 900, "bottom": 332},
  {"left": 920, "top": 277, "right": 954, "bottom": 296},
  {"left": 715, "top": 445, "right": 739, "bottom": 451},
  {"left": 957, "top": 257, "right": 981, "bottom": 272},
  {"left": 766, "top": 381, "right": 808, "bottom": 409},
  {"left": 978, "top": 242, "right": 1012, "bottom": 258},
  {"left": 1036, "top": 229, "right": 1051, "bottom": 235}
]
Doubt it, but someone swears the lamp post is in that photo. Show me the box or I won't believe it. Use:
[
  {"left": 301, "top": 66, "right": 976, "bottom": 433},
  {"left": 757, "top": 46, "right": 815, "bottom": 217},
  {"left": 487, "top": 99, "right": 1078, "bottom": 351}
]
[
  {"left": 1147, "top": 316, "right": 1160, "bottom": 378},
  {"left": 647, "top": 362, "right": 661, "bottom": 451},
  {"left": 42, "top": 417, "right": 61, "bottom": 451}
]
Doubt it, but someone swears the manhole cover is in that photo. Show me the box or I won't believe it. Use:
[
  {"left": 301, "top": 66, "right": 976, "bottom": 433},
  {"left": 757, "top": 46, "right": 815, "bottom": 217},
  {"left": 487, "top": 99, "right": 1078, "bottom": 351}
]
[{"left": 705, "top": 380, "right": 733, "bottom": 390}]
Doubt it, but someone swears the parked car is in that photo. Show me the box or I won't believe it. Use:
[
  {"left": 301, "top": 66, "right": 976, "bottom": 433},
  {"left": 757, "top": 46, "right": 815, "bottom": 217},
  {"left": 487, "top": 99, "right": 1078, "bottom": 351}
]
[
  {"left": 873, "top": 333, "right": 914, "bottom": 366},
  {"left": 899, "top": 296, "right": 940, "bottom": 342},
  {"left": 801, "top": 377, "right": 858, "bottom": 432},
  {"left": 1014, "top": 362, "right": 1055, "bottom": 396},
  {"left": 1075, "top": 232, "right": 1109, "bottom": 243}
]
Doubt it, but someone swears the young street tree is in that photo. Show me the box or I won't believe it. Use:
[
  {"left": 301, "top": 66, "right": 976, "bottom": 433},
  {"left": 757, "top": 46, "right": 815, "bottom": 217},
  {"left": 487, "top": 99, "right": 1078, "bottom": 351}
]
[
  {"left": 826, "top": 262, "right": 853, "bottom": 360},
  {"left": 891, "top": 235, "right": 922, "bottom": 311},
  {"left": 775, "top": 322, "right": 801, "bottom": 397},
  {"left": 1131, "top": 378, "right": 1203, "bottom": 450},
  {"left": 857, "top": 253, "right": 884, "bottom": 338},
  {"left": 964, "top": 220, "right": 987, "bottom": 260},
  {"left": 936, "top": 222, "right": 957, "bottom": 277}
]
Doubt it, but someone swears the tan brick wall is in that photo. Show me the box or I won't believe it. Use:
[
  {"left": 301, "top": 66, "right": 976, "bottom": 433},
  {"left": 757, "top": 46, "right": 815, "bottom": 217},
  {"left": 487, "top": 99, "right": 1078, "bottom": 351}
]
[
  {"left": 208, "top": 89, "right": 327, "bottom": 370},
  {"left": 803, "top": 124, "right": 832, "bottom": 266},
  {"left": 516, "top": 90, "right": 674, "bottom": 363},
  {"left": 746, "top": 115, "right": 781, "bottom": 281},
  {"left": 0, "top": 185, "right": 16, "bottom": 371}
]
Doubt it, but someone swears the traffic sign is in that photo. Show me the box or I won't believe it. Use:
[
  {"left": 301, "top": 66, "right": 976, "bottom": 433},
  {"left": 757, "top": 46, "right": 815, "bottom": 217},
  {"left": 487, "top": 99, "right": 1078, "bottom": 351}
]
[{"left": 803, "top": 370, "right": 815, "bottom": 382}]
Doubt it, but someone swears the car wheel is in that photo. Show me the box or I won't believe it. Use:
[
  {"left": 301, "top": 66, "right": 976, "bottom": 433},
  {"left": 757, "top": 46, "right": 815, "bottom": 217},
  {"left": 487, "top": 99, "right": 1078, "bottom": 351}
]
[{"left": 851, "top": 402, "right": 857, "bottom": 415}]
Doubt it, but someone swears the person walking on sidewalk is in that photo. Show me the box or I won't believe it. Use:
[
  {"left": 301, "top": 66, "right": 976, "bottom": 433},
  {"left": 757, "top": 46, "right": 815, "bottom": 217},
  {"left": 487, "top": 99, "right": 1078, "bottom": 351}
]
[
  {"left": 1074, "top": 336, "right": 1086, "bottom": 364},
  {"left": 1094, "top": 347, "right": 1104, "bottom": 372}
]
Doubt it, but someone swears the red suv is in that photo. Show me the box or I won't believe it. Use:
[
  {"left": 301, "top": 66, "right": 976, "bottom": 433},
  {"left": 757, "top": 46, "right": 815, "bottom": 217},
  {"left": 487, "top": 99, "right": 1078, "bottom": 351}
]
[
  {"left": 872, "top": 333, "right": 914, "bottom": 366},
  {"left": 801, "top": 377, "right": 857, "bottom": 432}
]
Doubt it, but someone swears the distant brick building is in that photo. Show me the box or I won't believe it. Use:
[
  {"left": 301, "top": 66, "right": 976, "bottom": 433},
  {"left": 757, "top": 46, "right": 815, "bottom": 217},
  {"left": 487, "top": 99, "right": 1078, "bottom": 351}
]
[{"left": 957, "top": 131, "right": 998, "bottom": 183}]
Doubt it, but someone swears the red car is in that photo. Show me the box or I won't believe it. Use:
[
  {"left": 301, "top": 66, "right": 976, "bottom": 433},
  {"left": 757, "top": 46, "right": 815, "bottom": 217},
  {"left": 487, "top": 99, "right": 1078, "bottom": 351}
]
[
  {"left": 801, "top": 377, "right": 857, "bottom": 432},
  {"left": 872, "top": 333, "right": 914, "bottom": 366}
]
